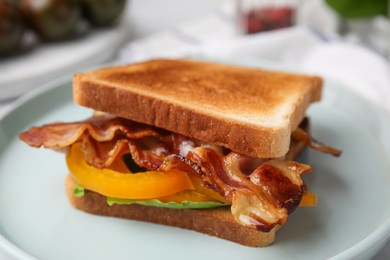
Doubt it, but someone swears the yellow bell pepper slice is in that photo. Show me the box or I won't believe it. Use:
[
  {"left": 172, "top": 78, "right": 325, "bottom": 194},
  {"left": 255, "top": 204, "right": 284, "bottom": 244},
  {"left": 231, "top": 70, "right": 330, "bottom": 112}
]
[
  {"left": 107, "top": 156, "right": 131, "bottom": 173},
  {"left": 188, "top": 175, "right": 228, "bottom": 203},
  {"left": 299, "top": 192, "right": 317, "bottom": 206},
  {"left": 158, "top": 190, "right": 219, "bottom": 203},
  {"left": 67, "top": 142, "right": 194, "bottom": 199},
  {"left": 107, "top": 159, "right": 226, "bottom": 203}
]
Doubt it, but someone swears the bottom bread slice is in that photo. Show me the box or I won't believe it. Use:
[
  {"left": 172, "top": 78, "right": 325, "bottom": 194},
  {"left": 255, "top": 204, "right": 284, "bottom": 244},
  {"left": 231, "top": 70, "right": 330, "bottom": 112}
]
[
  {"left": 66, "top": 176, "right": 279, "bottom": 247},
  {"left": 64, "top": 121, "right": 309, "bottom": 247}
]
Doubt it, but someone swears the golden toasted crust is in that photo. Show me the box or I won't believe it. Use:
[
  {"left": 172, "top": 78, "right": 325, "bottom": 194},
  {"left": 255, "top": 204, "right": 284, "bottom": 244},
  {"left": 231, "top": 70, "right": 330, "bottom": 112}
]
[
  {"left": 66, "top": 175, "right": 279, "bottom": 247},
  {"left": 73, "top": 59, "right": 322, "bottom": 158}
]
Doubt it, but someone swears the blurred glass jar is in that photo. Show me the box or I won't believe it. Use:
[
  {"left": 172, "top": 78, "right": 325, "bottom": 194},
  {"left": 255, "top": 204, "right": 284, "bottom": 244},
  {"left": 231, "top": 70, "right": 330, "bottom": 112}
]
[{"left": 237, "top": 0, "right": 299, "bottom": 34}]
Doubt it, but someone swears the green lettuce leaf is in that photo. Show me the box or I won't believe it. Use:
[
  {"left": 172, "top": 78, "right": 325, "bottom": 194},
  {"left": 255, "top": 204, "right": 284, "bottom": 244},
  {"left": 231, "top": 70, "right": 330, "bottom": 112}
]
[
  {"left": 73, "top": 184, "right": 85, "bottom": 198},
  {"left": 73, "top": 184, "right": 228, "bottom": 209},
  {"left": 107, "top": 197, "right": 228, "bottom": 209}
]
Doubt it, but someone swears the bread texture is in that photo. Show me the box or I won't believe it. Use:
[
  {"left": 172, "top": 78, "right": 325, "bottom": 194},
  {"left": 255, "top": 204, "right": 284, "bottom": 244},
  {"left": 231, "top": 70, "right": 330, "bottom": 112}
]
[{"left": 73, "top": 59, "right": 322, "bottom": 158}]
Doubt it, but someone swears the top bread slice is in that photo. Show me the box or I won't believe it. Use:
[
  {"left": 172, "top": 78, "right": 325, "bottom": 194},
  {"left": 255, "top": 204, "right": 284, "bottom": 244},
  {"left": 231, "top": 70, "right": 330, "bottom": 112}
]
[{"left": 73, "top": 59, "right": 322, "bottom": 158}]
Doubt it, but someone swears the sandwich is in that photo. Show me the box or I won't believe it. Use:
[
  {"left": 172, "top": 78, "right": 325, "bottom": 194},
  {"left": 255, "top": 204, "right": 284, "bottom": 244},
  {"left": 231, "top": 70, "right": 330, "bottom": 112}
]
[{"left": 19, "top": 59, "right": 340, "bottom": 247}]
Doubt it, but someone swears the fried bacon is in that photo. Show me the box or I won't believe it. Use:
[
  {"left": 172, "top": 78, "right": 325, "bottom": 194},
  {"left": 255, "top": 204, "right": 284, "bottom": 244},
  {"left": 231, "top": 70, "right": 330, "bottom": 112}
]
[
  {"left": 20, "top": 115, "right": 170, "bottom": 169},
  {"left": 188, "top": 149, "right": 310, "bottom": 231},
  {"left": 292, "top": 127, "right": 342, "bottom": 156},
  {"left": 20, "top": 115, "right": 324, "bottom": 232},
  {"left": 19, "top": 115, "right": 165, "bottom": 148},
  {"left": 158, "top": 151, "right": 310, "bottom": 231}
]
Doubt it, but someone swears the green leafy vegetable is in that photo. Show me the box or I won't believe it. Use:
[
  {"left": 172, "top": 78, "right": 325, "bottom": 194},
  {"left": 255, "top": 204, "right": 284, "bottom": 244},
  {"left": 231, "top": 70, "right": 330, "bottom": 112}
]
[
  {"left": 73, "top": 184, "right": 85, "bottom": 198},
  {"left": 325, "top": 0, "right": 388, "bottom": 19},
  {"left": 73, "top": 184, "right": 228, "bottom": 209},
  {"left": 107, "top": 197, "right": 228, "bottom": 209}
]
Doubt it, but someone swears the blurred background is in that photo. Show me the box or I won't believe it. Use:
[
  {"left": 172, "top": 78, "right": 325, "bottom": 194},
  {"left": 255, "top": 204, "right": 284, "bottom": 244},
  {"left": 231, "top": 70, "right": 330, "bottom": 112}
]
[
  {"left": 0, "top": 0, "right": 389, "bottom": 258},
  {"left": 0, "top": 0, "right": 389, "bottom": 103}
]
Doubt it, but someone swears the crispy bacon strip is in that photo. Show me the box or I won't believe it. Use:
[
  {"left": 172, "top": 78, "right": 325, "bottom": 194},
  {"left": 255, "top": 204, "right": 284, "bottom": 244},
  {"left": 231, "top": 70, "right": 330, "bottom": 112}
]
[
  {"left": 188, "top": 148, "right": 310, "bottom": 231},
  {"left": 159, "top": 148, "right": 310, "bottom": 231},
  {"left": 20, "top": 115, "right": 171, "bottom": 169},
  {"left": 19, "top": 115, "right": 165, "bottom": 149},
  {"left": 20, "top": 115, "right": 320, "bottom": 232},
  {"left": 292, "top": 128, "right": 342, "bottom": 156},
  {"left": 82, "top": 136, "right": 169, "bottom": 170}
]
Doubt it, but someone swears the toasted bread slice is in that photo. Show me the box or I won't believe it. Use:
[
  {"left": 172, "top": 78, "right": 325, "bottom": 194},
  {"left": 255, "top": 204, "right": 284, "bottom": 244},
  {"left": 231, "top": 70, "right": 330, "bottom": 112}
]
[
  {"left": 66, "top": 176, "right": 279, "bottom": 247},
  {"left": 73, "top": 59, "right": 322, "bottom": 158}
]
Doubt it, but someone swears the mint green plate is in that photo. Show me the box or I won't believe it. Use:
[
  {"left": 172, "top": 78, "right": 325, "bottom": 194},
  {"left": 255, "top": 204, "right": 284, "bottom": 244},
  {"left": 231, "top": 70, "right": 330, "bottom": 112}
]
[{"left": 0, "top": 58, "right": 389, "bottom": 260}]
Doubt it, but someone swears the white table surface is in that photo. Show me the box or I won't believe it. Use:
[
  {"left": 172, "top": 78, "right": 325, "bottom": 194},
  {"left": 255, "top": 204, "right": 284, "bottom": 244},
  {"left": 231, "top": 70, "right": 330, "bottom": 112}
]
[{"left": 0, "top": 0, "right": 389, "bottom": 259}]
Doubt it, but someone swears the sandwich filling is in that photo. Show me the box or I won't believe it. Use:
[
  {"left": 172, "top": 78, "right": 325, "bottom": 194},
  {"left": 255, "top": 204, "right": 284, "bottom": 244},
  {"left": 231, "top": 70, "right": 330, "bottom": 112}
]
[{"left": 20, "top": 114, "right": 337, "bottom": 232}]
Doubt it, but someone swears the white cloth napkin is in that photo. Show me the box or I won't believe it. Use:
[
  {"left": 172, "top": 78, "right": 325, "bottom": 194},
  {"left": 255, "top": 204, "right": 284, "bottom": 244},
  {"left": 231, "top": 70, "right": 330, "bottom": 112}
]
[{"left": 118, "top": 4, "right": 390, "bottom": 113}]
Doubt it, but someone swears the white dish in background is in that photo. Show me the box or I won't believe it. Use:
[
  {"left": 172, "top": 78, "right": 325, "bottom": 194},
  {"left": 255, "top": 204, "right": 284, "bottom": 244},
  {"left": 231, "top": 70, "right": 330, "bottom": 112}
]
[
  {"left": 0, "top": 59, "right": 389, "bottom": 260},
  {"left": 0, "top": 23, "right": 130, "bottom": 101}
]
